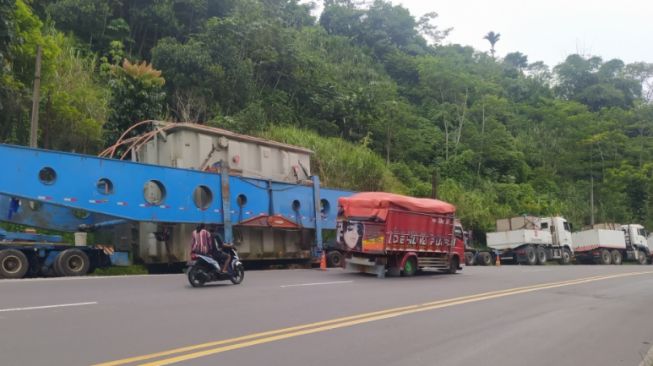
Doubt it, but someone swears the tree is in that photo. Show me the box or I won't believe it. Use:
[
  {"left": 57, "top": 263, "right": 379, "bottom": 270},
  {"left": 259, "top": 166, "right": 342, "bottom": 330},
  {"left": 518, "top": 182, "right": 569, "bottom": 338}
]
[
  {"left": 104, "top": 59, "right": 165, "bottom": 146},
  {"left": 503, "top": 52, "right": 528, "bottom": 71},
  {"left": 483, "top": 31, "right": 500, "bottom": 58},
  {"left": 40, "top": 34, "right": 108, "bottom": 153}
]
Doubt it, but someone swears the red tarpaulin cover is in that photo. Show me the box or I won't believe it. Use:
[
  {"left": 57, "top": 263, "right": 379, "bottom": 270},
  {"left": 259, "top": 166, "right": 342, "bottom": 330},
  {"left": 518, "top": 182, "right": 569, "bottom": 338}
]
[{"left": 338, "top": 192, "right": 456, "bottom": 221}]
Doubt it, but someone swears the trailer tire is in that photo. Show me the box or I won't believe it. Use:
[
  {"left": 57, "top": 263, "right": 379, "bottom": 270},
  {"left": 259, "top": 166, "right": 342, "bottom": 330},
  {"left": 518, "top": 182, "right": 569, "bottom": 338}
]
[
  {"left": 637, "top": 250, "right": 648, "bottom": 265},
  {"left": 57, "top": 249, "right": 90, "bottom": 276},
  {"left": 559, "top": 248, "right": 572, "bottom": 265},
  {"left": 476, "top": 252, "right": 490, "bottom": 266},
  {"left": 611, "top": 250, "right": 622, "bottom": 265},
  {"left": 524, "top": 246, "right": 537, "bottom": 265},
  {"left": 0, "top": 249, "right": 29, "bottom": 279},
  {"left": 327, "top": 251, "right": 344, "bottom": 268},
  {"left": 464, "top": 252, "right": 476, "bottom": 266},
  {"left": 536, "top": 247, "right": 547, "bottom": 265},
  {"left": 402, "top": 257, "right": 416, "bottom": 277},
  {"left": 51, "top": 253, "right": 66, "bottom": 277},
  {"left": 598, "top": 249, "right": 612, "bottom": 265}
]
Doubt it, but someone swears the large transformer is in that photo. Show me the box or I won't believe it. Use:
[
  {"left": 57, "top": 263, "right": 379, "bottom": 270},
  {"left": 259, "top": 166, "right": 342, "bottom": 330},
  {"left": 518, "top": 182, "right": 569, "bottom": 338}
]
[{"left": 126, "top": 122, "right": 321, "bottom": 265}]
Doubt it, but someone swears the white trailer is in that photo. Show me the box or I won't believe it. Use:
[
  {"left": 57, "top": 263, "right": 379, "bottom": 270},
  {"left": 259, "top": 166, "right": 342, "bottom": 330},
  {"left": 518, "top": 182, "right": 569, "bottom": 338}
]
[
  {"left": 469, "top": 216, "right": 573, "bottom": 265},
  {"left": 572, "top": 224, "right": 651, "bottom": 265}
]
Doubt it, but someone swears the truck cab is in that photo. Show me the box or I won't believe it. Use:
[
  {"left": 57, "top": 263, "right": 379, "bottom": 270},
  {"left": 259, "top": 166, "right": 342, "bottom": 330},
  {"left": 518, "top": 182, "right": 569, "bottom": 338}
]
[
  {"left": 540, "top": 217, "right": 573, "bottom": 248},
  {"left": 621, "top": 224, "right": 649, "bottom": 249}
]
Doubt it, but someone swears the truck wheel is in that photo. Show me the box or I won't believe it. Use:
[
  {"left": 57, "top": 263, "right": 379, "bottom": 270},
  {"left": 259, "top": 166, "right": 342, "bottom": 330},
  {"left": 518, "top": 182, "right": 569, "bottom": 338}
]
[
  {"left": 558, "top": 248, "right": 572, "bottom": 265},
  {"left": 599, "top": 249, "right": 612, "bottom": 265},
  {"left": 0, "top": 249, "right": 29, "bottom": 279},
  {"left": 327, "top": 251, "right": 344, "bottom": 268},
  {"left": 57, "top": 249, "right": 90, "bottom": 276},
  {"left": 525, "top": 246, "right": 537, "bottom": 265},
  {"left": 464, "top": 252, "right": 475, "bottom": 266},
  {"left": 402, "top": 257, "right": 416, "bottom": 277},
  {"left": 51, "top": 252, "right": 66, "bottom": 277},
  {"left": 536, "top": 247, "right": 547, "bottom": 265},
  {"left": 447, "top": 257, "right": 459, "bottom": 274},
  {"left": 610, "top": 250, "right": 622, "bottom": 265},
  {"left": 637, "top": 250, "right": 648, "bottom": 265},
  {"left": 479, "top": 252, "right": 492, "bottom": 266}
]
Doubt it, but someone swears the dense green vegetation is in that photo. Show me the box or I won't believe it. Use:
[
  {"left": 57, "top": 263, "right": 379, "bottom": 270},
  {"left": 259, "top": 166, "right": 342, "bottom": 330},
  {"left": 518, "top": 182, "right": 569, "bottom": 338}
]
[{"left": 2, "top": 0, "right": 653, "bottom": 237}]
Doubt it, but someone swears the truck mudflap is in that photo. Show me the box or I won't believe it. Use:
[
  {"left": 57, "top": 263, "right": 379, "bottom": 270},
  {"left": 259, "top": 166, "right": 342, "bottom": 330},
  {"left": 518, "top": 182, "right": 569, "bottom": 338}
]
[{"left": 345, "top": 255, "right": 386, "bottom": 278}]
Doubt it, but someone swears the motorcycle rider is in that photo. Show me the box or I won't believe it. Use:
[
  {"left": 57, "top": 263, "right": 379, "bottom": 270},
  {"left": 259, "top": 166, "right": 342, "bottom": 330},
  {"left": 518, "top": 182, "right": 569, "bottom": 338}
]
[
  {"left": 191, "top": 224, "right": 230, "bottom": 273},
  {"left": 208, "top": 226, "right": 233, "bottom": 274}
]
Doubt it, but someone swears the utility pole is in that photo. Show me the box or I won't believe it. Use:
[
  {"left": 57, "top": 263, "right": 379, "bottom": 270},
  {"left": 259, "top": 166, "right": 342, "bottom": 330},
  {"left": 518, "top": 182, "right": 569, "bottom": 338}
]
[
  {"left": 590, "top": 143, "right": 595, "bottom": 227},
  {"left": 29, "top": 45, "right": 42, "bottom": 148},
  {"left": 590, "top": 174, "right": 595, "bottom": 226},
  {"left": 431, "top": 170, "right": 439, "bottom": 199}
]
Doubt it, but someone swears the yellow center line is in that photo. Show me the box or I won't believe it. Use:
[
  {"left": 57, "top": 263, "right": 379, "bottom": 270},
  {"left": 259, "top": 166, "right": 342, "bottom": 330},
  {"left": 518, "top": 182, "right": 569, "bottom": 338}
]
[{"left": 93, "top": 271, "right": 653, "bottom": 366}]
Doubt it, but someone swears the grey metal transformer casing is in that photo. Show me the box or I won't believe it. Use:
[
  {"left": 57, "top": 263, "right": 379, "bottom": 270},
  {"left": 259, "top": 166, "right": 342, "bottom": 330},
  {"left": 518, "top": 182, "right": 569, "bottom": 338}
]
[{"left": 132, "top": 124, "right": 315, "bottom": 263}]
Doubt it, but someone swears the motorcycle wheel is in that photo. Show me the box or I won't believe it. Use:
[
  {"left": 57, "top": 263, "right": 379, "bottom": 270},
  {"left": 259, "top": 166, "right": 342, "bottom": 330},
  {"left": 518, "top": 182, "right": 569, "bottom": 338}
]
[
  {"left": 188, "top": 266, "right": 207, "bottom": 287},
  {"left": 230, "top": 264, "right": 245, "bottom": 285}
]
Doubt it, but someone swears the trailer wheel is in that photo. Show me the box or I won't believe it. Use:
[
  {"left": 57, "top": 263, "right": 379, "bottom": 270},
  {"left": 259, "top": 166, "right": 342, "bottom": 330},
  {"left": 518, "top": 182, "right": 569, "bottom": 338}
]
[
  {"left": 327, "top": 251, "right": 344, "bottom": 268},
  {"left": 478, "top": 252, "right": 492, "bottom": 266},
  {"left": 524, "top": 246, "right": 537, "bottom": 265},
  {"left": 637, "top": 250, "right": 648, "bottom": 265},
  {"left": 536, "top": 247, "right": 547, "bottom": 265},
  {"left": 447, "top": 256, "right": 459, "bottom": 274},
  {"left": 598, "top": 249, "right": 612, "bottom": 265},
  {"left": 464, "top": 252, "right": 476, "bottom": 266},
  {"left": 402, "top": 257, "right": 416, "bottom": 276},
  {"left": 610, "top": 250, "right": 622, "bottom": 265},
  {"left": 51, "top": 253, "right": 66, "bottom": 277},
  {"left": 57, "top": 249, "right": 90, "bottom": 276},
  {"left": 0, "top": 249, "right": 29, "bottom": 279}
]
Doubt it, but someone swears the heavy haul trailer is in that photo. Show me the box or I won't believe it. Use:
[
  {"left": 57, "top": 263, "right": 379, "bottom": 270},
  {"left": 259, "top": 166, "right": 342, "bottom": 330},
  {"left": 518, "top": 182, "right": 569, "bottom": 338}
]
[
  {"left": 572, "top": 223, "right": 652, "bottom": 265},
  {"left": 0, "top": 127, "right": 353, "bottom": 270},
  {"left": 109, "top": 122, "right": 353, "bottom": 267},
  {"left": 337, "top": 192, "right": 464, "bottom": 278},
  {"left": 0, "top": 229, "right": 124, "bottom": 278},
  {"left": 471, "top": 216, "right": 574, "bottom": 265}
]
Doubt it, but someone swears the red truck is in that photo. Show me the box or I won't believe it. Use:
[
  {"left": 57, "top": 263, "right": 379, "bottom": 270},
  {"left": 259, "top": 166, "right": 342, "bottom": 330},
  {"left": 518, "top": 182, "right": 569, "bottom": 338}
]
[{"left": 337, "top": 192, "right": 464, "bottom": 278}]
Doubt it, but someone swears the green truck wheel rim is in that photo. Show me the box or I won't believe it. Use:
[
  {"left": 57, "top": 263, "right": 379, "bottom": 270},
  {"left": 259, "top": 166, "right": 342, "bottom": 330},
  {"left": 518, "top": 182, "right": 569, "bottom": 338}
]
[{"left": 404, "top": 260, "right": 413, "bottom": 273}]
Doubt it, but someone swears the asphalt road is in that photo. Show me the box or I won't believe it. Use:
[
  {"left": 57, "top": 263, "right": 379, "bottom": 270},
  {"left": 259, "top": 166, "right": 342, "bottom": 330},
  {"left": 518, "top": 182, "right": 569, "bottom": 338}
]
[{"left": 1, "top": 265, "right": 653, "bottom": 366}]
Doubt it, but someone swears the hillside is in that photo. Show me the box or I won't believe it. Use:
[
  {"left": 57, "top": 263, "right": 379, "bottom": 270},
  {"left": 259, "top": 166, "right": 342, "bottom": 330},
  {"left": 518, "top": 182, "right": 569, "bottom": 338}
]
[{"left": 1, "top": 0, "right": 652, "bottom": 237}]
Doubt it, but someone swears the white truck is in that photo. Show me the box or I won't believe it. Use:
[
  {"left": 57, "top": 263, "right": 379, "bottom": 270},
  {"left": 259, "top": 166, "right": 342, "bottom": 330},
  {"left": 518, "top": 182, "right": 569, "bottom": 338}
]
[
  {"left": 470, "top": 216, "right": 573, "bottom": 265},
  {"left": 572, "top": 223, "right": 651, "bottom": 265}
]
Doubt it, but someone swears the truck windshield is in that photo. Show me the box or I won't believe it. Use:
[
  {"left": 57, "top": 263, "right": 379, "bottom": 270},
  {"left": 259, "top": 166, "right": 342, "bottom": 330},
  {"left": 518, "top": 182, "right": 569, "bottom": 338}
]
[{"left": 563, "top": 222, "right": 571, "bottom": 232}]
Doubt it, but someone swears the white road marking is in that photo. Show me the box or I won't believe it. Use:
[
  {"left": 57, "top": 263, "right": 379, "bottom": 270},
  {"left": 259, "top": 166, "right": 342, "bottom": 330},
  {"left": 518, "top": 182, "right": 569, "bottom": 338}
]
[
  {"left": 280, "top": 280, "right": 353, "bottom": 288},
  {"left": 0, "top": 274, "right": 180, "bottom": 284},
  {"left": 0, "top": 301, "right": 98, "bottom": 312}
]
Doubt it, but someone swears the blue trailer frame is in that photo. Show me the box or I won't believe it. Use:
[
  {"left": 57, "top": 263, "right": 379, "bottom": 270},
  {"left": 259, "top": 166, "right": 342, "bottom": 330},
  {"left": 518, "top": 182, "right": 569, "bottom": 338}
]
[{"left": 0, "top": 143, "right": 354, "bottom": 272}]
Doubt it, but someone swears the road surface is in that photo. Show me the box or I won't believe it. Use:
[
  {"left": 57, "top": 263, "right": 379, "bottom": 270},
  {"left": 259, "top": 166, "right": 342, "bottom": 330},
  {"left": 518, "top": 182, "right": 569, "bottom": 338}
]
[{"left": 1, "top": 265, "right": 653, "bottom": 366}]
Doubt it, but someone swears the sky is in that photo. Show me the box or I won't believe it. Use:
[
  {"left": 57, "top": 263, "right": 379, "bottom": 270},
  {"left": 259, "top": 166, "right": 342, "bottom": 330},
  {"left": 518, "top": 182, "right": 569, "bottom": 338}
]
[
  {"left": 307, "top": 0, "right": 653, "bottom": 68},
  {"left": 393, "top": 0, "right": 653, "bottom": 67}
]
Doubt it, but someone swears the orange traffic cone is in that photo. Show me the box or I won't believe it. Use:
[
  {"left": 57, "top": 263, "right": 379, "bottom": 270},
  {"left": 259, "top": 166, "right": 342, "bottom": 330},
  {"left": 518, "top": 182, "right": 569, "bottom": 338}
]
[
  {"left": 320, "top": 251, "right": 327, "bottom": 270},
  {"left": 496, "top": 254, "right": 501, "bottom": 267}
]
